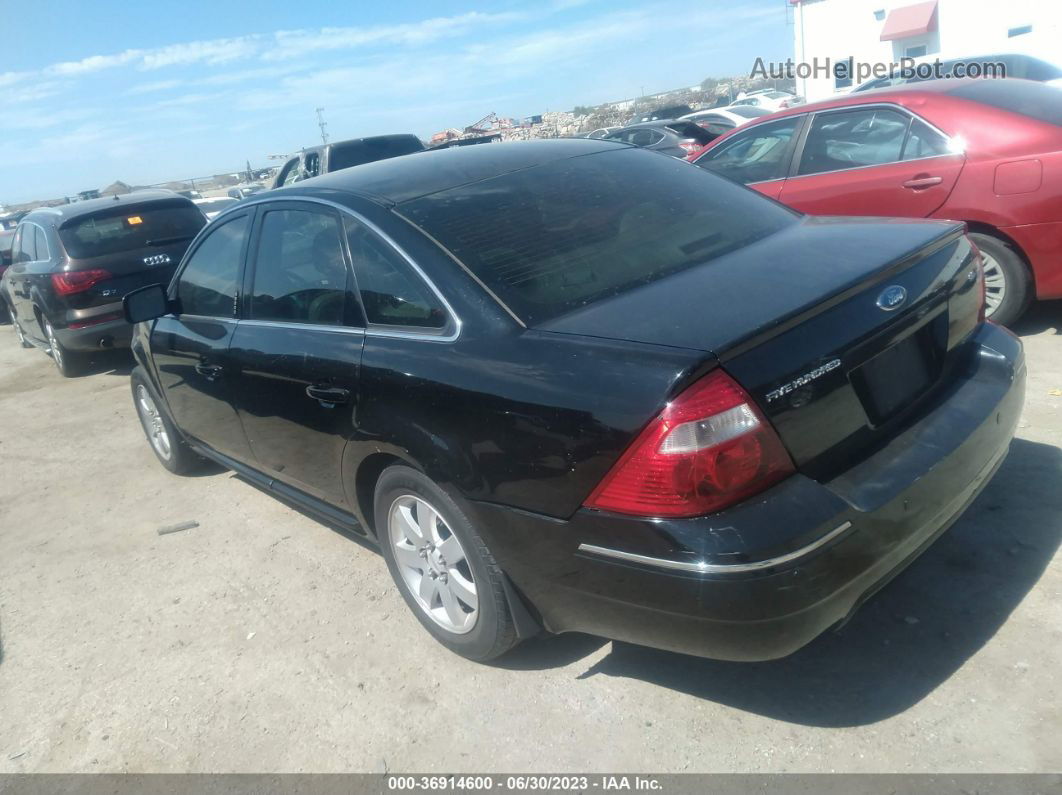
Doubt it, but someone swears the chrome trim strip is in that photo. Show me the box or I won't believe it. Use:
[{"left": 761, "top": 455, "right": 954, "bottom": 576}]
[
  {"left": 237, "top": 318, "right": 365, "bottom": 336},
  {"left": 212, "top": 194, "right": 463, "bottom": 343},
  {"left": 577, "top": 521, "right": 854, "bottom": 574}
]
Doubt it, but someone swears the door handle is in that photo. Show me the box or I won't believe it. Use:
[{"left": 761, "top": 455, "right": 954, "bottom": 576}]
[
  {"left": 306, "top": 384, "right": 351, "bottom": 406},
  {"left": 902, "top": 175, "right": 943, "bottom": 189},
  {"left": 194, "top": 363, "right": 223, "bottom": 378}
]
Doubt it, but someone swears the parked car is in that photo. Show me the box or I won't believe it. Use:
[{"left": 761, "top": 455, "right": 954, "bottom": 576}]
[
  {"left": 2, "top": 191, "right": 206, "bottom": 375},
  {"left": 853, "top": 52, "right": 1062, "bottom": 93},
  {"left": 123, "top": 139, "right": 1022, "bottom": 663},
  {"left": 691, "top": 78, "right": 1062, "bottom": 325},
  {"left": 176, "top": 189, "right": 203, "bottom": 200},
  {"left": 0, "top": 230, "right": 12, "bottom": 322},
  {"left": 679, "top": 106, "right": 773, "bottom": 146},
  {"left": 227, "top": 185, "right": 265, "bottom": 200},
  {"left": 193, "top": 196, "right": 240, "bottom": 220},
  {"left": 631, "top": 104, "right": 694, "bottom": 123},
  {"left": 584, "top": 126, "right": 623, "bottom": 139},
  {"left": 273, "top": 134, "right": 426, "bottom": 188},
  {"left": 603, "top": 120, "right": 715, "bottom": 157},
  {"left": 732, "top": 89, "right": 803, "bottom": 111}
]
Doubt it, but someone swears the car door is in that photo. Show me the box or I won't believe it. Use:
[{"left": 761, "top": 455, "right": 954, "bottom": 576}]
[
  {"left": 150, "top": 211, "right": 256, "bottom": 464},
  {"left": 692, "top": 115, "right": 806, "bottom": 201},
  {"left": 778, "top": 106, "right": 965, "bottom": 217},
  {"left": 228, "top": 201, "right": 363, "bottom": 507},
  {"left": 8, "top": 224, "right": 43, "bottom": 333}
]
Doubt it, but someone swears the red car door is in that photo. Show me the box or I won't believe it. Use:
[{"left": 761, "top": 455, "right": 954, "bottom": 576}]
[{"left": 779, "top": 106, "right": 965, "bottom": 218}]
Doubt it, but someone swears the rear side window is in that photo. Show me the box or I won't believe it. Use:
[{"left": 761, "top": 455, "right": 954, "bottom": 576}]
[
  {"left": 250, "top": 209, "right": 348, "bottom": 326},
  {"left": 328, "top": 136, "right": 425, "bottom": 172},
  {"left": 399, "top": 148, "right": 797, "bottom": 325},
  {"left": 797, "top": 108, "right": 911, "bottom": 176},
  {"left": 34, "top": 227, "right": 49, "bottom": 261},
  {"left": 15, "top": 225, "right": 36, "bottom": 262},
  {"left": 346, "top": 217, "right": 446, "bottom": 329},
  {"left": 176, "top": 215, "right": 247, "bottom": 317},
  {"left": 903, "top": 119, "right": 951, "bottom": 159},
  {"left": 697, "top": 117, "right": 801, "bottom": 184},
  {"left": 59, "top": 202, "right": 205, "bottom": 259},
  {"left": 946, "top": 79, "right": 1062, "bottom": 126}
]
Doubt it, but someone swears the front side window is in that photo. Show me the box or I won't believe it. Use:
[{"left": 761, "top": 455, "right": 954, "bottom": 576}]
[
  {"left": 399, "top": 147, "right": 797, "bottom": 325},
  {"left": 797, "top": 108, "right": 911, "bottom": 176},
  {"left": 697, "top": 117, "right": 801, "bottom": 184},
  {"left": 250, "top": 208, "right": 348, "bottom": 326},
  {"left": 176, "top": 215, "right": 247, "bottom": 317},
  {"left": 346, "top": 218, "right": 446, "bottom": 329}
]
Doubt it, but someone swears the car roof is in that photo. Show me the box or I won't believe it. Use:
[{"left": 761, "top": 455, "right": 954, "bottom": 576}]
[
  {"left": 272, "top": 138, "right": 630, "bottom": 205},
  {"left": 24, "top": 190, "right": 192, "bottom": 225}
]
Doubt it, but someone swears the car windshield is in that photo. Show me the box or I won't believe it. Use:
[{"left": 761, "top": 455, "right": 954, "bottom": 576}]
[
  {"left": 59, "top": 201, "right": 206, "bottom": 259},
  {"left": 728, "top": 106, "right": 772, "bottom": 118},
  {"left": 398, "top": 148, "right": 797, "bottom": 324},
  {"left": 329, "top": 136, "right": 425, "bottom": 171}
]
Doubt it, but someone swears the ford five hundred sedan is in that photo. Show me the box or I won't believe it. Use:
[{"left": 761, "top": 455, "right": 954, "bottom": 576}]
[{"left": 123, "top": 139, "right": 1025, "bottom": 662}]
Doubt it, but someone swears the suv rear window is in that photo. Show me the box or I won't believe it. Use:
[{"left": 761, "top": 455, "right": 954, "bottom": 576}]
[
  {"left": 398, "top": 148, "right": 797, "bottom": 325},
  {"left": 59, "top": 201, "right": 206, "bottom": 260},
  {"left": 328, "top": 136, "right": 425, "bottom": 172},
  {"left": 946, "top": 79, "right": 1062, "bottom": 126}
]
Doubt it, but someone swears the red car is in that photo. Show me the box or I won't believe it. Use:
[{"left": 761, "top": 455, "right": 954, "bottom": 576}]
[{"left": 690, "top": 78, "right": 1062, "bottom": 325}]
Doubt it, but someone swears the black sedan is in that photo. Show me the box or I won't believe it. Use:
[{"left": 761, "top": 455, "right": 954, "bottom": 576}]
[{"left": 123, "top": 139, "right": 1024, "bottom": 662}]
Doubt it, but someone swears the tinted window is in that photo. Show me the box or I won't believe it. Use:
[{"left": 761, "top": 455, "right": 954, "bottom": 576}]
[
  {"left": 947, "top": 78, "right": 1062, "bottom": 126},
  {"left": 695, "top": 116, "right": 735, "bottom": 137},
  {"left": 328, "top": 136, "right": 425, "bottom": 172},
  {"left": 0, "top": 232, "right": 12, "bottom": 266},
  {"left": 250, "top": 209, "right": 348, "bottom": 326},
  {"left": 697, "top": 117, "right": 801, "bottom": 184},
  {"left": 798, "top": 108, "right": 911, "bottom": 176},
  {"left": 665, "top": 122, "right": 713, "bottom": 144},
  {"left": 16, "top": 226, "right": 36, "bottom": 262},
  {"left": 903, "top": 119, "right": 951, "bottom": 159},
  {"left": 176, "top": 215, "right": 247, "bottom": 317},
  {"left": 34, "top": 226, "right": 49, "bottom": 261},
  {"left": 59, "top": 201, "right": 205, "bottom": 259},
  {"left": 304, "top": 152, "right": 321, "bottom": 179},
  {"left": 346, "top": 218, "right": 446, "bottom": 329},
  {"left": 399, "top": 148, "right": 797, "bottom": 325}
]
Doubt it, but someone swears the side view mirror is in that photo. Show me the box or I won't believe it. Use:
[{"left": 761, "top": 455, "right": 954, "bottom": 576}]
[{"left": 124, "top": 283, "right": 171, "bottom": 323}]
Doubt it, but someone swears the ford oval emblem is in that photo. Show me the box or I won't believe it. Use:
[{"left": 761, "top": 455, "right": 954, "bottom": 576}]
[{"left": 876, "top": 285, "right": 907, "bottom": 311}]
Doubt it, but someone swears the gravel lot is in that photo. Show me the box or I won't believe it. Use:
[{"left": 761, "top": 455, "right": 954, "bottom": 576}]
[{"left": 0, "top": 305, "right": 1060, "bottom": 774}]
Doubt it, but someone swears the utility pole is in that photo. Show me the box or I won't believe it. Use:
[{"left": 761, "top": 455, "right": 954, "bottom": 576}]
[{"left": 316, "top": 107, "right": 329, "bottom": 145}]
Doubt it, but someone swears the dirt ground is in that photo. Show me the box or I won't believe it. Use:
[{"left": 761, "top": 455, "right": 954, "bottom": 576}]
[{"left": 0, "top": 304, "right": 1059, "bottom": 774}]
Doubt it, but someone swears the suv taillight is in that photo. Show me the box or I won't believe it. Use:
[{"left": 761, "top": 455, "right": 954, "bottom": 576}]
[
  {"left": 51, "top": 269, "right": 112, "bottom": 296},
  {"left": 585, "top": 370, "right": 795, "bottom": 518}
]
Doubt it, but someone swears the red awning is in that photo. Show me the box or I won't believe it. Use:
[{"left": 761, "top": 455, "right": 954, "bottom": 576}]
[{"left": 880, "top": 0, "right": 938, "bottom": 41}]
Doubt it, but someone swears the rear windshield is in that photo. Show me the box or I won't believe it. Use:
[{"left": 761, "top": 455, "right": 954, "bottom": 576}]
[
  {"left": 59, "top": 200, "right": 206, "bottom": 260},
  {"left": 665, "top": 122, "right": 714, "bottom": 143},
  {"left": 947, "top": 79, "right": 1062, "bottom": 126},
  {"left": 398, "top": 148, "right": 797, "bottom": 324},
  {"left": 329, "top": 136, "right": 425, "bottom": 171}
]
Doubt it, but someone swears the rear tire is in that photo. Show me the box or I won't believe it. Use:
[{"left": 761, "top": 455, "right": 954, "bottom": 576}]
[
  {"left": 130, "top": 366, "right": 207, "bottom": 475},
  {"left": 375, "top": 465, "right": 520, "bottom": 662},
  {"left": 42, "top": 317, "right": 85, "bottom": 377},
  {"left": 969, "top": 232, "right": 1031, "bottom": 327}
]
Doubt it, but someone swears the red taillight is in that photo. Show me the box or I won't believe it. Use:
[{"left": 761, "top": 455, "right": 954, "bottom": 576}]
[
  {"left": 585, "top": 370, "right": 795, "bottom": 518},
  {"left": 51, "top": 269, "right": 112, "bottom": 296},
  {"left": 678, "top": 140, "right": 700, "bottom": 154}
]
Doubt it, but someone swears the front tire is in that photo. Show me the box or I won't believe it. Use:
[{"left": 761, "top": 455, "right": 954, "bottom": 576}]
[
  {"left": 130, "top": 366, "right": 207, "bottom": 475},
  {"left": 375, "top": 465, "right": 520, "bottom": 662},
  {"left": 969, "top": 232, "right": 1032, "bottom": 327}
]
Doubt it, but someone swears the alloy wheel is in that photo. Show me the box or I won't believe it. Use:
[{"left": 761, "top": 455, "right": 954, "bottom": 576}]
[
  {"left": 980, "top": 251, "right": 1007, "bottom": 318},
  {"left": 135, "top": 384, "right": 173, "bottom": 461},
  {"left": 44, "top": 321, "right": 63, "bottom": 371},
  {"left": 388, "top": 494, "right": 479, "bottom": 634}
]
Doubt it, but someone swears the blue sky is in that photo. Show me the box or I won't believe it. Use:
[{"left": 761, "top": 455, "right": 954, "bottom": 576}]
[{"left": 1, "top": 0, "right": 793, "bottom": 204}]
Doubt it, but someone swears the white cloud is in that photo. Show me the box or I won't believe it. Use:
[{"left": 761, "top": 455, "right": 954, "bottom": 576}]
[{"left": 47, "top": 50, "right": 142, "bottom": 76}]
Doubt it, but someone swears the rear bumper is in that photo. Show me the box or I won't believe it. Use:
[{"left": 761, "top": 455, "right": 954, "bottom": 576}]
[
  {"left": 1001, "top": 221, "right": 1062, "bottom": 299},
  {"left": 54, "top": 312, "right": 133, "bottom": 351},
  {"left": 469, "top": 322, "right": 1025, "bottom": 661}
]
